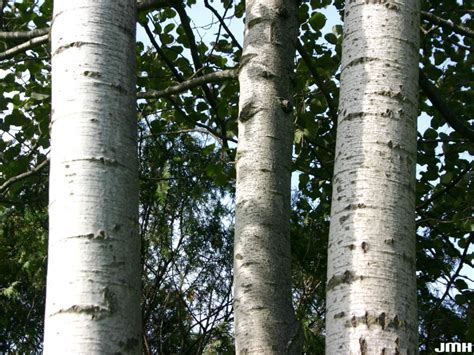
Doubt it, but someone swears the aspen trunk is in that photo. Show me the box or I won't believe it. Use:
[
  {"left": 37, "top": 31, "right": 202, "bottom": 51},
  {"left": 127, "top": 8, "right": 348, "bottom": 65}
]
[
  {"left": 233, "top": 0, "right": 301, "bottom": 353},
  {"left": 44, "top": 1, "right": 141, "bottom": 353},
  {"left": 326, "top": 0, "right": 420, "bottom": 353}
]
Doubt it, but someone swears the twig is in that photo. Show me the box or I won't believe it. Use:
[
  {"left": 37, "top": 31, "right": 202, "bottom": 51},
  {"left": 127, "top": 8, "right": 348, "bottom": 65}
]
[
  {"left": 296, "top": 41, "right": 338, "bottom": 124},
  {"left": 140, "top": 127, "right": 229, "bottom": 142},
  {"left": 0, "top": 27, "right": 49, "bottom": 40},
  {"left": 138, "top": 68, "right": 237, "bottom": 99},
  {"left": 0, "top": 33, "right": 49, "bottom": 60},
  {"left": 0, "top": 158, "right": 49, "bottom": 193},
  {"left": 165, "top": 96, "right": 235, "bottom": 145},
  {"left": 424, "top": 234, "right": 473, "bottom": 351},
  {"left": 204, "top": 0, "right": 242, "bottom": 51},
  {"left": 142, "top": 20, "right": 184, "bottom": 82},
  {"left": 0, "top": 0, "right": 7, "bottom": 29},
  {"left": 136, "top": 0, "right": 169, "bottom": 12},
  {"left": 419, "top": 69, "right": 474, "bottom": 142},
  {"left": 172, "top": 2, "right": 231, "bottom": 152},
  {"left": 421, "top": 11, "right": 474, "bottom": 38},
  {"left": 417, "top": 166, "right": 472, "bottom": 209}
]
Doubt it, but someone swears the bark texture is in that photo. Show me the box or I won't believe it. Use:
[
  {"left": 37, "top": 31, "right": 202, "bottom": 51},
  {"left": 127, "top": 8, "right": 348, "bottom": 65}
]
[
  {"left": 233, "top": 0, "right": 301, "bottom": 353},
  {"left": 326, "top": 1, "right": 420, "bottom": 354},
  {"left": 44, "top": 1, "right": 141, "bottom": 353}
]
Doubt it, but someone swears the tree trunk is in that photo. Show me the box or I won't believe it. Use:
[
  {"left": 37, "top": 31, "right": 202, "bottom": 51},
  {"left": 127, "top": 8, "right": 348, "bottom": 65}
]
[
  {"left": 233, "top": 0, "right": 301, "bottom": 353},
  {"left": 44, "top": 1, "right": 141, "bottom": 353},
  {"left": 326, "top": 1, "right": 420, "bottom": 353}
]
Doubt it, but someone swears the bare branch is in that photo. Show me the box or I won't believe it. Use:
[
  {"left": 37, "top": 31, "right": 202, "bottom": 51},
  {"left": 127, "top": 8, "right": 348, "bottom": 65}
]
[
  {"left": 140, "top": 127, "right": 218, "bottom": 141},
  {"left": 421, "top": 11, "right": 474, "bottom": 38},
  {"left": 0, "top": 158, "right": 49, "bottom": 194},
  {"left": 0, "top": 33, "right": 48, "bottom": 60},
  {"left": 138, "top": 68, "right": 237, "bottom": 99},
  {"left": 204, "top": 0, "right": 242, "bottom": 52},
  {"left": 419, "top": 69, "right": 474, "bottom": 142},
  {"left": 0, "top": 27, "right": 49, "bottom": 40}
]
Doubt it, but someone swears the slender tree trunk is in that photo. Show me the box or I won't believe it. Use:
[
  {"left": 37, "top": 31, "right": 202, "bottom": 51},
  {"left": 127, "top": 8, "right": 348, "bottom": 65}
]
[
  {"left": 326, "top": 1, "right": 420, "bottom": 353},
  {"left": 44, "top": 1, "right": 141, "bottom": 353},
  {"left": 233, "top": 1, "right": 301, "bottom": 353}
]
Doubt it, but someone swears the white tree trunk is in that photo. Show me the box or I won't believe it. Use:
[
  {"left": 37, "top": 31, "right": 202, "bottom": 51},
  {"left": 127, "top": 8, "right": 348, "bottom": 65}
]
[
  {"left": 233, "top": 0, "right": 301, "bottom": 353},
  {"left": 326, "top": 1, "right": 420, "bottom": 354},
  {"left": 44, "top": 1, "right": 141, "bottom": 353}
]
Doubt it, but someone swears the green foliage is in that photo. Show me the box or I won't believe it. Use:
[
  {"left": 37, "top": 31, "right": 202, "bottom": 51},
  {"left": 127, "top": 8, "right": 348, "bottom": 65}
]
[{"left": 0, "top": 206, "right": 47, "bottom": 353}]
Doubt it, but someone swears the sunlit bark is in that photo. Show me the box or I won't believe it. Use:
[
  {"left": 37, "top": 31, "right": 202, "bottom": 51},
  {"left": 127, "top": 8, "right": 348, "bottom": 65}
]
[{"left": 44, "top": 1, "right": 141, "bottom": 353}]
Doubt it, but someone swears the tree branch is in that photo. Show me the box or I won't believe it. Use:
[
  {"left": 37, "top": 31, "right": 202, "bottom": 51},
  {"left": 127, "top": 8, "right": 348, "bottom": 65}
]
[
  {"left": 421, "top": 11, "right": 474, "bottom": 38},
  {"left": 417, "top": 165, "right": 472, "bottom": 210},
  {"left": 0, "top": 158, "right": 49, "bottom": 194},
  {"left": 137, "top": 0, "right": 171, "bottom": 12},
  {"left": 141, "top": 127, "right": 215, "bottom": 140},
  {"left": 138, "top": 68, "right": 237, "bottom": 99},
  {"left": 141, "top": 20, "right": 184, "bottom": 82},
  {"left": 419, "top": 69, "right": 474, "bottom": 142},
  {"left": 164, "top": 96, "right": 234, "bottom": 146},
  {"left": 0, "top": 33, "right": 48, "bottom": 60},
  {"left": 0, "top": 27, "right": 49, "bottom": 40},
  {"left": 172, "top": 1, "right": 221, "bottom": 111},
  {"left": 204, "top": 0, "right": 242, "bottom": 52},
  {"left": 171, "top": 2, "right": 231, "bottom": 150},
  {"left": 0, "top": 0, "right": 7, "bottom": 29},
  {"left": 424, "top": 234, "right": 473, "bottom": 351},
  {"left": 296, "top": 41, "right": 338, "bottom": 124}
]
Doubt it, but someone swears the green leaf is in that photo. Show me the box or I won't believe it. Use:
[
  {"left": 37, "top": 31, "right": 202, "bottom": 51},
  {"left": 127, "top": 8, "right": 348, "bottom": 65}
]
[
  {"left": 324, "top": 33, "right": 338, "bottom": 45},
  {"left": 235, "top": 1, "right": 245, "bottom": 18},
  {"left": 309, "top": 12, "right": 326, "bottom": 31},
  {"left": 164, "top": 23, "right": 175, "bottom": 33},
  {"left": 423, "top": 128, "right": 438, "bottom": 140},
  {"left": 30, "top": 92, "right": 50, "bottom": 101},
  {"left": 454, "top": 279, "right": 468, "bottom": 290},
  {"left": 433, "top": 51, "right": 446, "bottom": 65},
  {"left": 299, "top": 174, "right": 309, "bottom": 190},
  {"left": 202, "top": 144, "right": 215, "bottom": 155},
  {"left": 298, "top": 3, "right": 310, "bottom": 23},
  {"left": 332, "top": 24, "right": 343, "bottom": 35},
  {"left": 440, "top": 171, "right": 453, "bottom": 185},
  {"left": 454, "top": 294, "right": 467, "bottom": 306},
  {"left": 160, "top": 33, "right": 174, "bottom": 45},
  {"left": 196, "top": 101, "right": 208, "bottom": 112},
  {"left": 294, "top": 129, "right": 304, "bottom": 144},
  {"left": 1, "top": 281, "right": 20, "bottom": 298},
  {"left": 206, "top": 164, "right": 219, "bottom": 177},
  {"left": 423, "top": 167, "right": 438, "bottom": 181}
]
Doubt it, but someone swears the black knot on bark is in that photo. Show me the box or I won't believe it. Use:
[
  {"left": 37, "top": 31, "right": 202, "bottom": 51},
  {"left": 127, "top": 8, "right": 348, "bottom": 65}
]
[{"left": 277, "top": 97, "right": 293, "bottom": 113}]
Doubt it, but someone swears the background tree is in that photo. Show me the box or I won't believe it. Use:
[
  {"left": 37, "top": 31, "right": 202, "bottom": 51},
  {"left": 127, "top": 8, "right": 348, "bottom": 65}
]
[
  {"left": 232, "top": 0, "right": 301, "bottom": 353},
  {"left": 0, "top": 0, "right": 472, "bottom": 353}
]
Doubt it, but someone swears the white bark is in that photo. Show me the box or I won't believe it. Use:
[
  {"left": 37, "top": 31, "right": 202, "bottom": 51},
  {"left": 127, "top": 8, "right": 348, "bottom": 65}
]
[
  {"left": 326, "top": 1, "right": 420, "bottom": 354},
  {"left": 44, "top": 1, "right": 141, "bottom": 353},
  {"left": 233, "top": 0, "right": 301, "bottom": 353}
]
